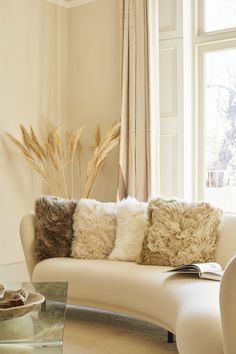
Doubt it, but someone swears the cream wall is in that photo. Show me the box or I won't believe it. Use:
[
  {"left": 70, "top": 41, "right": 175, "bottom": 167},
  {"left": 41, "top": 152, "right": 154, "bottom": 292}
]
[
  {"left": 0, "top": 0, "right": 120, "bottom": 265},
  {"left": 0, "top": 0, "right": 68, "bottom": 265},
  {"left": 67, "top": 0, "right": 120, "bottom": 201}
]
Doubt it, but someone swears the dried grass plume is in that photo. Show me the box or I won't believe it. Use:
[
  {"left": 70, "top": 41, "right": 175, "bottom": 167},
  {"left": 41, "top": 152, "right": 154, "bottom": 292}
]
[{"left": 6, "top": 121, "right": 120, "bottom": 199}]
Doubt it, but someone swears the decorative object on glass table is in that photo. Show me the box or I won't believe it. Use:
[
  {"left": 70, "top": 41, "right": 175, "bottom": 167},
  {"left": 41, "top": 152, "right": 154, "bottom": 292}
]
[
  {"left": 0, "top": 285, "right": 45, "bottom": 321},
  {"left": 0, "top": 284, "right": 6, "bottom": 299}
]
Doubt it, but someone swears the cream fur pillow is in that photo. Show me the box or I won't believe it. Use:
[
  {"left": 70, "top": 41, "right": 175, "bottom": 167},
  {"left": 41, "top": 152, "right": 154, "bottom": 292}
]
[
  {"left": 108, "top": 197, "right": 148, "bottom": 262},
  {"left": 139, "top": 198, "right": 223, "bottom": 266},
  {"left": 71, "top": 199, "right": 117, "bottom": 259}
]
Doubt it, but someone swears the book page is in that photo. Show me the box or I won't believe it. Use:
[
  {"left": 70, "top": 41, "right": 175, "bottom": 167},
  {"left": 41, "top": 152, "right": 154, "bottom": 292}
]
[
  {"left": 166, "top": 262, "right": 222, "bottom": 274},
  {"left": 194, "top": 262, "right": 222, "bottom": 273},
  {"left": 200, "top": 270, "right": 223, "bottom": 281}
]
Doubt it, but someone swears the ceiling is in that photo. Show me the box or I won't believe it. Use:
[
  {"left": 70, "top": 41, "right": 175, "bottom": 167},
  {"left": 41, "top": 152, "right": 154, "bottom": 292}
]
[{"left": 47, "top": 0, "right": 95, "bottom": 8}]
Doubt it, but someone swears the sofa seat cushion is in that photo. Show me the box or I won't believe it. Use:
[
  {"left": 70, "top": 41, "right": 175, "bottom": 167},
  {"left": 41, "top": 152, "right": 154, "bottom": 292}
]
[
  {"left": 33, "top": 258, "right": 223, "bottom": 354},
  {"left": 33, "top": 259, "right": 174, "bottom": 326}
]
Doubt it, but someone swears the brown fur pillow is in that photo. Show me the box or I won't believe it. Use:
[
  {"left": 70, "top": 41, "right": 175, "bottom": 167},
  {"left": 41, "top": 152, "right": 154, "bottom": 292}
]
[
  {"left": 34, "top": 196, "right": 77, "bottom": 262},
  {"left": 139, "top": 198, "right": 223, "bottom": 266}
]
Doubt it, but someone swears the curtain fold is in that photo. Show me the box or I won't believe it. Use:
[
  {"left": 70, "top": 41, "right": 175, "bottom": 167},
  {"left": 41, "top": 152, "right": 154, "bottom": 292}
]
[{"left": 118, "top": 0, "right": 160, "bottom": 202}]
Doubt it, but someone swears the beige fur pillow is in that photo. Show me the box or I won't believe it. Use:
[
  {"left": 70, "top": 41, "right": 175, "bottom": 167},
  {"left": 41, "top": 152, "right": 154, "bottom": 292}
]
[
  {"left": 71, "top": 199, "right": 117, "bottom": 259},
  {"left": 108, "top": 197, "right": 148, "bottom": 262},
  {"left": 139, "top": 198, "right": 223, "bottom": 266}
]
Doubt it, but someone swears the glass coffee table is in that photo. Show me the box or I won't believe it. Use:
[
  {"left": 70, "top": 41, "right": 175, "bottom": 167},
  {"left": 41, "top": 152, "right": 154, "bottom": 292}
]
[{"left": 0, "top": 282, "right": 68, "bottom": 354}]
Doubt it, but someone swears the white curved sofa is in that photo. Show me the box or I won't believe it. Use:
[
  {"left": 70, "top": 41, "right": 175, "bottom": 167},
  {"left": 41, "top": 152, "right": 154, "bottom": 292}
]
[{"left": 20, "top": 211, "right": 236, "bottom": 354}]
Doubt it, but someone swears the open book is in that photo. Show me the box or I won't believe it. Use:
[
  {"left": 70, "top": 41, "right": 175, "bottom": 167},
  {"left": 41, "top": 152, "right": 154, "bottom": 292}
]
[{"left": 166, "top": 262, "right": 223, "bottom": 281}]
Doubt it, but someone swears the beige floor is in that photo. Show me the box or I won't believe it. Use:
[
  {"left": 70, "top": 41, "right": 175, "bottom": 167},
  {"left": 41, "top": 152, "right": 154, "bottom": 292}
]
[{"left": 63, "top": 307, "right": 178, "bottom": 354}]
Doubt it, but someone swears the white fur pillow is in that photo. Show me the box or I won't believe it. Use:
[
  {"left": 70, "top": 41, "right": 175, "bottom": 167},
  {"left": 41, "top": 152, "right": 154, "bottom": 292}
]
[
  {"left": 71, "top": 199, "right": 117, "bottom": 259},
  {"left": 108, "top": 197, "right": 148, "bottom": 262}
]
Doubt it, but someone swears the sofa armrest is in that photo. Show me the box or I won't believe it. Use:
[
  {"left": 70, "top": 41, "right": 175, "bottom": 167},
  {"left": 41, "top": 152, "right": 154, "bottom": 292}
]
[
  {"left": 220, "top": 254, "right": 236, "bottom": 354},
  {"left": 20, "top": 212, "right": 37, "bottom": 280}
]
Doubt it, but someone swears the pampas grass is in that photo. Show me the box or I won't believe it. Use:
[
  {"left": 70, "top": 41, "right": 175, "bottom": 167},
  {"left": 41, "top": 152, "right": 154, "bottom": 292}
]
[
  {"left": 83, "top": 122, "right": 121, "bottom": 198},
  {"left": 6, "top": 122, "right": 120, "bottom": 199},
  {"left": 67, "top": 126, "right": 85, "bottom": 198}
]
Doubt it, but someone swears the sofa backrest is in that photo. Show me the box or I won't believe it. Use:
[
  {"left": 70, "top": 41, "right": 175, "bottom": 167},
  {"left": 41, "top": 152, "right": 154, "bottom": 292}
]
[
  {"left": 214, "top": 213, "right": 236, "bottom": 268},
  {"left": 21, "top": 211, "right": 236, "bottom": 272}
]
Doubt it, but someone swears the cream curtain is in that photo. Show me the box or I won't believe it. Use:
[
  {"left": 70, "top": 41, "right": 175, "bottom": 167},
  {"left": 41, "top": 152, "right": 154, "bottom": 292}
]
[{"left": 118, "top": 0, "right": 160, "bottom": 202}]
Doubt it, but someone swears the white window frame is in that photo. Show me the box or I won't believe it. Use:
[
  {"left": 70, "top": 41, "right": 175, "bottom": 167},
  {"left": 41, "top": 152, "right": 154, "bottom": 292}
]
[
  {"left": 193, "top": 0, "right": 236, "bottom": 202},
  {"left": 196, "top": 0, "right": 236, "bottom": 36},
  {"left": 196, "top": 39, "right": 236, "bottom": 200}
]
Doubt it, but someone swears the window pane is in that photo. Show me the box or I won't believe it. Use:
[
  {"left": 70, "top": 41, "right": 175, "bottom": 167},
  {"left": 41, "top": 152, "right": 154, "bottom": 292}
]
[
  {"left": 205, "top": 0, "right": 236, "bottom": 32},
  {"left": 205, "top": 48, "right": 236, "bottom": 212}
]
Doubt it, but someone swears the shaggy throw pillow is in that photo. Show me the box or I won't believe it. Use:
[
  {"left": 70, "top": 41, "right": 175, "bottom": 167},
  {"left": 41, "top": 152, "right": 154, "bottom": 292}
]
[
  {"left": 139, "top": 198, "right": 223, "bottom": 266},
  {"left": 108, "top": 197, "right": 148, "bottom": 262},
  {"left": 71, "top": 199, "right": 117, "bottom": 259},
  {"left": 34, "top": 195, "right": 77, "bottom": 262}
]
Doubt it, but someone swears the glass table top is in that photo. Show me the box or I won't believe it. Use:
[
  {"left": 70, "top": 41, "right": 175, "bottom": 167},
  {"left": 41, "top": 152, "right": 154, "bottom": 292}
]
[{"left": 0, "top": 282, "right": 68, "bottom": 354}]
